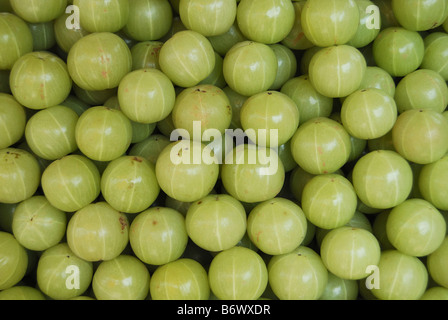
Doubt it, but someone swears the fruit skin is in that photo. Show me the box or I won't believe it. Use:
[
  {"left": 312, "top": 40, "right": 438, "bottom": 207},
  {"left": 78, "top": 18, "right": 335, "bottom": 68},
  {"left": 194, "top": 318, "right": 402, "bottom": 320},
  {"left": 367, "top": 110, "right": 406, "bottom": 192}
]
[
  {"left": 186, "top": 194, "right": 247, "bottom": 252},
  {"left": 237, "top": 0, "right": 295, "bottom": 45},
  {"left": 0, "top": 13, "right": 33, "bottom": 70},
  {"left": 221, "top": 144, "right": 285, "bottom": 204},
  {"left": 392, "top": 109, "right": 448, "bottom": 165},
  {"left": 41, "top": 154, "right": 101, "bottom": 212},
  {"left": 155, "top": 140, "right": 219, "bottom": 203},
  {"left": 351, "top": 150, "right": 413, "bottom": 210},
  {"left": 421, "top": 32, "right": 448, "bottom": 81},
  {"left": 0, "top": 231, "right": 28, "bottom": 291},
  {"left": 10, "top": 0, "right": 67, "bottom": 23},
  {"left": 67, "top": 32, "right": 132, "bottom": 91},
  {"left": 371, "top": 250, "right": 428, "bottom": 300},
  {"left": 159, "top": 30, "right": 215, "bottom": 88},
  {"left": 36, "top": 243, "right": 93, "bottom": 300},
  {"left": 92, "top": 255, "right": 150, "bottom": 300},
  {"left": 25, "top": 105, "right": 79, "bottom": 160},
  {"left": 180, "top": 0, "right": 237, "bottom": 37},
  {"left": 0, "top": 148, "right": 41, "bottom": 204},
  {"left": 10, "top": 51, "right": 72, "bottom": 110},
  {"left": 74, "top": 0, "right": 130, "bottom": 33},
  {"left": 308, "top": 45, "right": 366, "bottom": 98},
  {"left": 117, "top": 68, "right": 176, "bottom": 124},
  {"left": 0, "top": 286, "right": 45, "bottom": 300},
  {"left": 247, "top": 197, "right": 308, "bottom": 255},
  {"left": 301, "top": 0, "right": 360, "bottom": 47},
  {"left": 208, "top": 246, "right": 268, "bottom": 300},
  {"left": 268, "top": 246, "right": 328, "bottom": 300},
  {"left": 75, "top": 106, "right": 133, "bottom": 162},
  {"left": 290, "top": 117, "right": 352, "bottom": 175},
  {"left": 150, "top": 258, "right": 210, "bottom": 300},
  {"left": 223, "top": 41, "right": 278, "bottom": 97},
  {"left": 101, "top": 156, "right": 160, "bottom": 214},
  {"left": 373, "top": 27, "right": 424, "bottom": 77},
  {"left": 392, "top": 0, "right": 448, "bottom": 31},
  {"left": 427, "top": 236, "right": 448, "bottom": 288},
  {"left": 386, "top": 199, "right": 446, "bottom": 257},
  {"left": 123, "top": 0, "right": 173, "bottom": 41},
  {"left": 66, "top": 202, "right": 129, "bottom": 262},
  {"left": 320, "top": 227, "right": 381, "bottom": 280},
  {"left": 129, "top": 207, "right": 188, "bottom": 266},
  {"left": 0, "top": 93, "right": 26, "bottom": 150},
  {"left": 394, "top": 69, "right": 448, "bottom": 114},
  {"left": 419, "top": 155, "right": 448, "bottom": 211}
]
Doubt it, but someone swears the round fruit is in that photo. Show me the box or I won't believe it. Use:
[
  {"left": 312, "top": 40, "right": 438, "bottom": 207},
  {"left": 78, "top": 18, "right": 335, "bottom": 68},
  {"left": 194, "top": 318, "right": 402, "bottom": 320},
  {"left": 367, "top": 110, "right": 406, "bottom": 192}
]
[
  {"left": 12, "top": 196, "right": 67, "bottom": 252},
  {"left": 392, "top": 0, "right": 448, "bottom": 31},
  {"left": 394, "top": 69, "right": 448, "bottom": 114},
  {"left": 53, "top": 12, "right": 90, "bottom": 53},
  {"left": 150, "top": 258, "right": 210, "bottom": 300},
  {"left": 117, "top": 68, "right": 176, "bottom": 124},
  {"left": 155, "top": 140, "right": 219, "bottom": 202},
  {"left": 74, "top": 0, "right": 129, "bottom": 33},
  {"left": 223, "top": 41, "right": 278, "bottom": 97},
  {"left": 186, "top": 194, "right": 247, "bottom": 252},
  {"left": 237, "top": 0, "right": 295, "bottom": 44},
  {"left": 371, "top": 250, "right": 428, "bottom": 300},
  {"left": 421, "top": 287, "right": 448, "bottom": 300},
  {"left": 247, "top": 197, "right": 307, "bottom": 255},
  {"left": 129, "top": 207, "right": 188, "bottom": 266},
  {"left": 0, "top": 93, "right": 26, "bottom": 149},
  {"left": 301, "top": 174, "right": 357, "bottom": 230},
  {"left": 0, "top": 231, "right": 28, "bottom": 290},
  {"left": 290, "top": 117, "right": 352, "bottom": 175},
  {"left": 341, "top": 88, "right": 398, "bottom": 140},
  {"left": 41, "top": 154, "right": 101, "bottom": 212},
  {"left": 392, "top": 109, "right": 448, "bottom": 165},
  {"left": 268, "top": 246, "right": 328, "bottom": 300},
  {"left": 207, "top": 21, "right": 247, "bottom": 56},
  {"left": 123, "top": 0, "right": 172, "bottom": 41},
  {"left": 36, "top": 243, "right": 93, "bottom": 300},
  {"left": 240, "top": 91, "right": 299, "bottom": 148},
  {"left": 319, "top": 272, "right": 358, "bottom": 300},
  {"left": 301, "top": 0, "right": 359, "bottom": 47},
  {"left": 0, "top": 286, "right": 45, "bottom": 300},
  {"left": 419, "top": 155, "right": 448, "bottom": 211},
  {"left": 269, "top": 44, "right": 298, "bottom": 90},
  {"left": 159, "top": 30, "right": 215, "bottom": 88},
  {"left": 101, "top": 156, "right": 160, "bottom": 214},
  {"left": 308, "top": 45, "right": 366, "bottom": 98},
  {"left": 0, "top": 13, "right": 33, "bottom": 70},
  {"left": 171, "top": 84, "right": 232, "bottom": 141},
  {"left": 10, "top": 0, "right": 66, "bottom": 23},
  {"left": 25, "top": 105, "right": 79, "bottom": 160},
  {"left": 208, "top": 246, "right": 268, "bottom": 300},
  {"left": 281, "top": 75, "right": 333, "bottom": 125},
  {"left": 67, "top": 32, "right": 132, "bottom": 91},
  {"left": 129, "top": 134, "right": 171, "bottom": 165},
  {"left": 358, "top": 66, "right": 396, "bottom": 97},
  {"left": 75, "top": 106, "right": 133, "bottom": 162},
  {"left": 221, "top": 143, "right": 285, "bottom": 203},
  {"left": 28, "top": 21, "right": 56, "bottom": 51},
  {"left": 66, "top": 202, "right": 129, "bottom": 262},
  {"left": 92, "top": 255, "right": 150, "bottom": 300},
  {"left": 10, "top": 51, "right": 72, "bottom": 110},
  {"left": 180, "top": 0, "right": 236, "bottom": 37},
  {"left": 130, "top": 41, "right": 163, "bottom": 71},
  {"left": 386, "top": 198, "right": 446, "bottom": 257},
  {"left": 351, "top": 150, "right": 413, "bottom": 209},
  {"left": 373, "top": 27, "right": 424, "bottom": 77},
  {"left": 281, "top": 0, "right": 314, "bottom": 50},
  {"left": 0, "top": 148, "right": 41, "bottom": 204},
  {"left": 321, "top": 227, "right": 381, "bottom": 280},
  {"left": 347, "top": 0, "right": 381, "bottom": 48},
  {"left": 421, "top": 32, "right": 448, "bottom": 81},
  {"left": 427, "top": 236, "right": 448, "bottom": 288}
]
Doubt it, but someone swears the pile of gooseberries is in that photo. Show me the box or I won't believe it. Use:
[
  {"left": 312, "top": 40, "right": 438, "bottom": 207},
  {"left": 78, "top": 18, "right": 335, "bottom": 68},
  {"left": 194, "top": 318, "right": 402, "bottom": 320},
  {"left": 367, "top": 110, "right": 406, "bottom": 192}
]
[{"left": 1, "top": 0, "right": 448, "bottom": 301}]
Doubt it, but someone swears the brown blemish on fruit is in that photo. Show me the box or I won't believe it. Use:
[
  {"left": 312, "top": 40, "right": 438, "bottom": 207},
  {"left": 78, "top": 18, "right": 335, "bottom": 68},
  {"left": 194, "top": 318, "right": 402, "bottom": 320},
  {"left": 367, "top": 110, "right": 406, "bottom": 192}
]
[
  {"left": 197, "top": 201, "right": 202, "bottom": 205},
  {"left": 256, "top": 231, "right": 262, "bottom": 242},
  {"left": 119, "top": 216, "right": 127, "bottom": 231},
  {"left": 152, "top": 220, "right": 157, "bottom": 226},
  {"left": 132, "top": 156, "right": 143, "bottom": 163}
]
